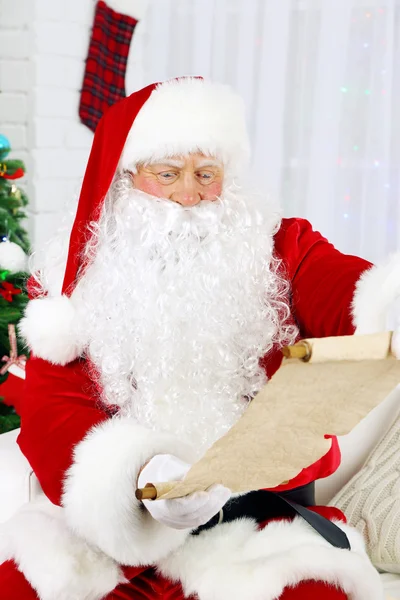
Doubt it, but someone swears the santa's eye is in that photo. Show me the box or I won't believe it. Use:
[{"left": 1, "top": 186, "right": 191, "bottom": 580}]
[
  {"left": 158, "top": 171, "right": 178, "bottom": 181},
  {"left": 196, "top": 171, "right": 215, "bottom": 183}
]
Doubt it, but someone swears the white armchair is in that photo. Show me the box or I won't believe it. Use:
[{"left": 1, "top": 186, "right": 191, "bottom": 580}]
[
  {"left": 1, "top": 388, "right": 400, "bottom": 596},
  {"left": 0, "top": 428, "right": 47, "bottom": 525}
]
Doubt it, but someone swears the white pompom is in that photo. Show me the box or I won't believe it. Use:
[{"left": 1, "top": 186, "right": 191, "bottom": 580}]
[
  {"left": 19, "top": 296, "right": 84, "bottom": 365},
  {"left": 0, "top": 240, "right": 27, "bottom": 273}
]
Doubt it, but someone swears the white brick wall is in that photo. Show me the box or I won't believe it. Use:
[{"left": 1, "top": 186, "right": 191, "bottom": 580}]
[
  {"left": 0, "top": 0, "right": 32, "bottom": 27},
  {"left": 0, "top": 0, "right": 149, "bottom": 251},
  {"left": 0, "top": 93, "right": 27, "bottom": 122},
  {"left": 0, "top": 30, "right": 31, "bottom": 59},
  {"left": 0, "top": 0, "right": 32, "bottom": 243},
  {"left": 0, "top": 60, "right": 31, "bottom": 91},
  {"left": 1, "top": 124, "right": 26, "bottom": 150},
  {"left": 0, "top": 0, "right": 95, "bottom": 250},
  {"left": 30, "top": 0, "right": 95, "bottom": 249}
]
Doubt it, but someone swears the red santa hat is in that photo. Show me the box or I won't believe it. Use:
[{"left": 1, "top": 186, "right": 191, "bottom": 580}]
[{"left": 20, "top": 77, "right": 251, "bottom": 365}]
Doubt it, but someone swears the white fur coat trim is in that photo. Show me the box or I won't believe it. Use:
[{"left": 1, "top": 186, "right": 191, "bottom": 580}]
[
  {"left": 158, "top": 517, "right": 384, "bottom": 600},
  {"left": 352, "top": 253, "right": 400, "bottom": 334},
  {"left": 0, "top": 502, "right": 125, "bottom": 600},
  {"left": 63, "top": 416, "right": 196, "bottom": 566}
]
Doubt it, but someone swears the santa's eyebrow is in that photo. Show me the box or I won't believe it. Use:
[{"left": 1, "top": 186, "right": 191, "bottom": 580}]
[
  {"left": 151, "top": 159, "right": 185, "bottom": 169},
  {"left": 194, "top": 159, "right": 222, "bottom": 169},
  {"left": 148, "top": 158, "right": 222, "bottom": 170}
]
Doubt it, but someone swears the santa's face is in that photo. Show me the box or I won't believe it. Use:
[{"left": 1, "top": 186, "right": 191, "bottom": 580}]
[{"left": 131, "top": 153, "right": 224, "bottom": 206}]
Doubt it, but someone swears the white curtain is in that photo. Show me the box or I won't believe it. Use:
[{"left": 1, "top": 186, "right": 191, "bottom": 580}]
[{"left": 126, "top": 0, "right": 400, "bottom": 263}]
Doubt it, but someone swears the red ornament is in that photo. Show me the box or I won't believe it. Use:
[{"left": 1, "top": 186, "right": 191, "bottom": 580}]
[
  {"left": 0, "top": 281, "right": 22, "bottom": 302},
  {"left": 0, "top": 163, "right": 25, "bottom": 179},
  {"left": 2, "top": 167, "right": 25, "bottom": 180}
]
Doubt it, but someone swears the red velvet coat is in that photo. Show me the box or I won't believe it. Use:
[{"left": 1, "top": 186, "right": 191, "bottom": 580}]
[{"left": 16, "top": 217, "right": 371, "bottom": 587}]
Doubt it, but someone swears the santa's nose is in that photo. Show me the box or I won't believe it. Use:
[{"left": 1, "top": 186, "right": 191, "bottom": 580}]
[
  {"left": 170, "top": 174, "right": 202, "bottom": 206},
  {"left": 172, "top": 192, "right": 201, "bottom": 207}
]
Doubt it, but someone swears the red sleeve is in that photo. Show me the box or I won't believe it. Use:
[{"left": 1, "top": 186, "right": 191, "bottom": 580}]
[
  {"left": 270, "top": 219, "right": 372, "bottom": 489},
  {"left": 274, "top": 218, "right": 372, "bottom": 338},
  {"left": 17, "top": 356, "right": 108, "bottom": 506}
]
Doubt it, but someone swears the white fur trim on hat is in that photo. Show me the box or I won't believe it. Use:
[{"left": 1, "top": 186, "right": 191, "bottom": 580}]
[
  {"left": 352, "top": 253, "right": 400, "bottom": 334},
  {"left": 19, "top": 295, "right": 83, "bottom": 365},
  {"left": 0, "top": 502, "right": 125, "bottom": 600},
  {"left": 63, "top": 417, "right": 196, "bottom": 567},
  {"left": 120, "top": 78, "right": 250, "bottom": 175},
  {"left": 158, "top": 517, "right": 384, "bottom": 600}
]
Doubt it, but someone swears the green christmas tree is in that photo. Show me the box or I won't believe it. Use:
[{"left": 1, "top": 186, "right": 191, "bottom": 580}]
[{"left": 0, "top": 134, "right": 30, "bottom": 434}]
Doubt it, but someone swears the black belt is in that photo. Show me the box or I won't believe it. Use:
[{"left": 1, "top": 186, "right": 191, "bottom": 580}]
[{"left": 192, "top": 482, "right": 350, "bottom": 550}]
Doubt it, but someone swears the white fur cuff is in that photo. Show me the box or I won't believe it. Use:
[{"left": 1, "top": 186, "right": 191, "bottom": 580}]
[
  {"left": 0, "top": 502, "right": 124, "bottom": 600},
  {"left": 158, "top": 517, "right": 384, "bottom": 600},
  {"left": 63, "top": 417, "right": 195, "bottom": 566},
  {"left": 352, "top": 253, "right": 400, "bottom": 334}
]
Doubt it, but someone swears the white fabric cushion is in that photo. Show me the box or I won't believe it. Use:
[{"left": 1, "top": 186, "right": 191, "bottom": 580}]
[
  {"left": 0, "top": 429, "right": 45, "bottom": 524},
  {"left": 382, "top": 573, "right": 400, "bottom": 598},
  {"left": 331, "top": 409, "right": 400, "bottom": 574}
]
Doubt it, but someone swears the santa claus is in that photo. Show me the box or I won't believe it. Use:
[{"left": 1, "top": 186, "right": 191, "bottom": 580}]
[{"left": 0, "top": 77, "right": 397, "bottom": 600}]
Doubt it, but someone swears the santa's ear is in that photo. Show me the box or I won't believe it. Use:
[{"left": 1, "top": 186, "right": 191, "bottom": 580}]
[{"left": 19, "top": 295, "right": 84, "bottom": 365}]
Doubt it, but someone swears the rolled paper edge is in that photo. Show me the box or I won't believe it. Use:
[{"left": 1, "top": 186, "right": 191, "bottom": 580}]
[
  {"left": 136, "top": 479, "right": 293, "bottom": 501},
  {"left": 136, "top": 481, "right": 179, "bottom": 501},
  {"left": 135, "top": 483, "right": 157, "bottom": 501},
  {"left": 308, "top": 331, "right": 393, "bottom": 363},
  {"left": 282, "top": 332, "right": 394, "bottom": 363},
  {"left": 281, "top": 341, "right": 312, "bottom": 362}
]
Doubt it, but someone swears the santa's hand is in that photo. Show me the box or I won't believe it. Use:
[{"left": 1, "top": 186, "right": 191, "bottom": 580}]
[{"left": 137, "top": 454, "right": 230, "bottom": 530}]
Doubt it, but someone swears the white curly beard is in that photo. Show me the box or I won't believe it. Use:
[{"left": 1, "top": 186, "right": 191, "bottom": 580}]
[{"left": 74, "top": 175, "right": 296, "bottom": 458}]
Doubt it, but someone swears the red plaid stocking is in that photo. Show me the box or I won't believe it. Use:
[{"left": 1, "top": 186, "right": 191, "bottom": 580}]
[{"left": 79, "top": 0, "right": 140, "bottom": 132}]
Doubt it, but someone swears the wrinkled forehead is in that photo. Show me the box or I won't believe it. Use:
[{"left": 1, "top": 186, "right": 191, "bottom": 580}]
[{"left": 141, "top": 154, "right": 224, "bottom": 170}]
